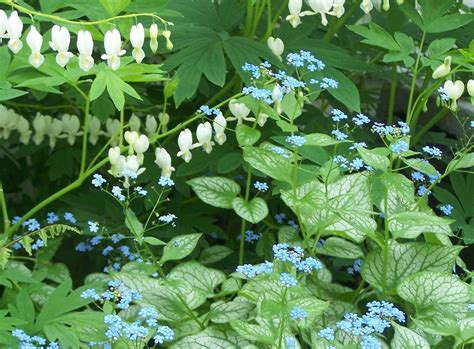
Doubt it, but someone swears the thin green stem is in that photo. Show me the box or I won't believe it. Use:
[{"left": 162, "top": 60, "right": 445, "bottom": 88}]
[
  {"left": 406, "top": 31, "right": 426, "bottom": 125},
  {"left": 261, "top": 0, "right": 288, "bottom": 42},
  {"left": 411, "top": 108, "right": 448, "bottom": 146},
  {"left": 250, "top": 0, "right": 266, "bottom": 38},
  {"left": 387, "top": 63, "right": 397, "bottom": 125},
  {"left": 262, "top": 0, "right": 273, "bottom": 41},
  {"left": 244, "top": 0, "right": 254, "bottom": 37},
  {"left": 323, "top": 2, "right": 358, "bottom": 42},
  {"left": 0, "top": 180, "right": 9, "bottom": 233},
  {"left": 239, "top": 166, "right": 253, "bottom": 265}
]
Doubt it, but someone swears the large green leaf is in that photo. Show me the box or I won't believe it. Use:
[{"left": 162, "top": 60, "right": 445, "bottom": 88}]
[
  {"left": 232, "top": 197, "right": 269, "bottom": 224},
  {"left": 243, "top": 147, "right": 293, "bottom": 183},
  {"left": 388, "top": 211, "right": 453, "bottom": 239},
  {"left": 209, "top": 298, "right": 254, "bottom": 323},
  {"left": 391, "top": 323, "right": 430, "bottom": 349},
  {"left": 161, "top": 234, "right": 202, "bottom": 264},
  {"left": 316, "top": 237, "right": 363, "bottom": 259},
  {"left": 187, "top": 177, "right": 241, "bottom": 209},
  {"left": 171, "top": 327, "right": 250, "bottom": 348}
]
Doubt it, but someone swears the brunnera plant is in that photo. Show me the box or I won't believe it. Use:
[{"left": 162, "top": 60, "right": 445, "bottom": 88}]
[{"left": 0, "top": 0, "right": 473, "bottom": 348}]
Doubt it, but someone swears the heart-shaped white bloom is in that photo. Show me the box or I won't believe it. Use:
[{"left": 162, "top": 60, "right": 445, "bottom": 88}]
[
  {"left": 61, "top": 114, "right": 81, "bottom": 145},
  {"left": 6, "top": 11, "right": 23, "bottom": 53},
  {"left": 443, "top": 80, "right": 465, "bottom": 111},
  {"left": 228, "top": 99, "right": 252, "bottom": 124},
  {"left": 88, "top": 116, "right": 101, "bottom": 145},
  {"left": 267, "top": 37, "right": 284, "bottom": 59},
  {"left": 49, "top": 25, "right": 74, "bottom": 67},
  {"left": 0, "top": 10, "right": 7, "bottom": 40},
  {"left": 213, "top": 113, "right": 227, "bottom": 145},
  {"left": 130, "top": 23, "right": 145, "bottom": 63},
  {"left": 108, "top": 146, "right": 121, "bottom": 165},
  {"left": 360, "top": 0, "right": 374, "bottom": 14},
  {"left": 48, "top": 118, "right": 63, "bottom": 148},
  {"left": 26, "top": 26, "right": 44, "bottom": 68},
  {"left": 286, "top": 0, "right": 304, "bottom": 28},
  {"left": 133, "top": 134, "right": 150, "bottom": 154},
  {"left": 101, "top": 29, "right": 126, "bottom": 71},
  {"left": 332, "top": 0, "right": 346, "bottom": 17},
  {"left": 307, "top": 0, "right": 334, "bottom": 26},
  {"left": 177, "top": 128, "right": 194, "bottom": 162},
  {"left": 155, "top": 147, "right": 175, "bottom": 177},
  {"left": 16, "top": 116, "right": 31, "bottom": 145},
  {"left": 77, "top": 30, "right": 94, "bottom": 72},
  {"left": 124, "top": 131, "right": 139, "bottom": 146},
  {"left": 196, "top": 122, "right": 214, "bottom": 154}
]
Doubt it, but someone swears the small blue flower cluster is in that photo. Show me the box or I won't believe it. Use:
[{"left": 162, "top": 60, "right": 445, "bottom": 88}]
[
  {"left": 112, "top": 186, "right": 126, "bottom": 201},
  {"left": 279, "top": 272, "right": 297, "bottom": 287},
  {"left": 274, "top": 212, "right": 286, "bottom": 224},
  {"left": 331, "top": 129, "right": 348, "bottom": 141},
  {"left": 244, "top": 230, "right": 262, "bottom": 243},
  {"left": 159, "top": 213, "right": 177, "bottom": 225},
  {"left": 12, "top": 329, "right": 59, "bottom": 349},
  {"left": 286, "top": 51, "right": 325, "bottom": 71},
  {"left": 318, "top": 301, "right": 405, "bottom": 349},
  {"left": 92, "top": 173, "right": 107, "bottom": 187},
  {"left": 390, "top": 140, "right": 409, "bottom": 154},
  {"left": 411, "top": 167, "right": 441, "bottom": 197},
  {"left": 290, "top": 307, "right": 307, "bottom": 321},
  {"left": 81, "top": 280, "right": 142, "bottom": 309},
  {"left": 273, "top": 243, "right": 323, "bottom": 273},
  {"left": 422, "top": 145, "right": 442, "bottom": 157},
  {"left": 439, "top": 204, "right": 453, "bottom": 216},
  {"left": 158, "top": 175, "right": 175, "bottom": 187},
  {"left": 242, "top": 86, "right": 273, "bottom": 104},
  {"left": 199, "top": 105, "right": 221, "bottom": 116},
  {"left": 331, "top": 109, "right": 348, "bottom": 122},
  {"left": 286, "top": 135, "right": 307, "bottom": 147},
  {"left": 352, "top": 113, "right": 371, "bottom": 126},
  {"left": 437, "top": 87, "right": 450, "bottom": 102},
  {"left": 372, "top": 121, "right": 410, "bottom": 136},
  {"left": 236, "top": 261, "right": 273, "bottom": 278},
  {"left": 347, "top": 258, "right": 363, "bottom": 275},
  {"left": 254, "top": 180, "right": 269, "bottom": 192},
  {"left": 271, "top": 146, "right": 290, "bottom": 158}
]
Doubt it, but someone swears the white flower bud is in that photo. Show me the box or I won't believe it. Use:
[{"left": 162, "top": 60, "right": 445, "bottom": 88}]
[
  {"left": 6, "top": 11, "right": 23, "bottom": 54},
  {"left": 108, "top": 146, "right": 121, "bottom": 165},
  {"left": 129, "top": 114, "right": 141, "bottom": 132},
  {"left": 124, "top": 130, "right": 139, "bottom": 146},
  {"left": 130, "top": 23, "right": 145, "bottom": 63},
  {"left": 49, "top": 25, "right": 74, "bottom": 67},
  {"left": 162, "top": 30, "right": 173, "bottom": 50},
  {"left": 150, "top": 23, "right": 158, "bottom": 53},
  {"left": 101, "top": 29, "right": 126, "bottom": 71},
  {"left": 267, "top": 37, "right": 284, "bottom": 59},
  {"left": 145, "top": 115, "right": 158, "bottom": 135},
  {"left": 360, "top": 0, "right": 374, "bottom": 14},
  {"left": 26, "top": 26, "right": 44, "bottom": 68},
  {"left": 106, "top": 118, "right": 121, "bottom": 144},
  {"left": 213, "top": 113, "right": 227, "bottom": 145},
  {"left": 0, "top": 10, "right": 7, "bottom": 41},
  {"left": 158, "top": 112, "right": 170, "bottom": 132},
  {"left": 257, "top": 113, "right": 268, "bottom": 127},
  {"left": 133, "top": 134, "right": 150, "bottom": 154},
  {"left": 432, "top": 56, "right": 451, "bottom": 79},
  {"left": 88, "top": 116, "right": 101, "bottom": 145}
]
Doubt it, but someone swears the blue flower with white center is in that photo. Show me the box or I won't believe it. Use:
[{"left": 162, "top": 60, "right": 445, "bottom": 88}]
[
  {"left": 422, "top": 145, "right": 442, "bottom": 157},
  {"left": 334, "top": 155, "right": 349, "bottom": 169},
  {"left": 159, "top": 213, "right": 177, "bottom": 224},
  {"left": 320, "top": 77, "right": 338, "bottom": 89},
  {"left": 104, "top": 314, "right": 124, "bottom": 339},
  {"left": 139, "top": 307, "right": 159, "bottom": 320},
  {"left": 372, "top": 122, "right": 393, "bottom": 136},
  {"left": 244, "top": 230, "right": 262, "bottom": 243},
  {"left": 90, "top": 236, "right": 103, "bottom": 246},
  {"left": 350, "top": 142, "right": 367, "bottom": 149},
  {"left": 296, "top": 257, "right": 323, "bottom": 273},
  {"left": 236, "top": 264, "right": 258, "bottom": 278},
  {"left": 64, "top": 212, "right": 77, "bottom": 224},
  {"left": 279, "top": 273, "right": 297, "bottom": 287},
  {"left": 282, "top": 76, "right": 306, "bottom": 90},
  {"left": 286, "top": 135, "right": 306, "bottom": 147},
  {"left": 417, "top": 185, "right": 431, "bottom": 196},
  {"left": 331, "top": 109, "right": 348, "bottom": 122},
  {"left": 411, "top": 171, "right": 425, "bottom": 182},
  {"left": 397, "top": 121, "right": 410, "bottom": 135},
  {"left": 271, "top": 146, "right": 290, "bottom": 158},
  {"left": 154, "top": 326, "right": 175, "bottom": 344},
  {"left": 102, "top": 246, "right": 113, "bottom": 256},
  {"left": 124, "top": 322, "right": 149, "bottom": 340},
  {"left": 88, "top": 221, "right": 99, "bottom": 233},
  {"left": 439, "top": 204, "right": 453, "bottom": 216},
  {"left": 111, "top": 186, "right": 126, "bottom": 202},
  {"left": 352, "top": 113, "right": 371, "bottom": 126},
  {"left": 437, "top": 87, "right": 450, "bottom": 101},
  {"left": 351, "top": 157, "right": 365, "bottom": 170},
  {"left": 31, "top": 239, "right": 44, "bottom": 250},
  {"left": 92, "top": 173, "right": 106, "bottom": 187},
  {"left": 274, "top": 212, "right": 286, "bottom": 224},
  {"left": 318, "top": 327, "right": 335, "bottom": 341},
  {"left": 360, "top": 335, "right": 382, "bottom": 349},
  {"left": 81, "top": 288, "right": 100, "bottom": 301},
  {"left": 75, "top": 242, "right": 93, "bottom": 252},
  {"left": 242, "top": 63, "right": 261, "bottom": 79},
  {"left": 254, "top": 181, "right": 269, "bottom": 192},
  {"left": 46, "top": 212, "right": 59, "bottom": 224},
  {"left": 390, "top": 140, "right": 409, "bottom": 154},
  {"left": 134, "top": 186, "right": 147, "bottom": 196},
  {"left": 331, "top": 129, "right": 348, "bottom": 141},
  {"left": 23, "top": 218, "right": 40, "bottom": 232},
  {"left": 158, "top": 176, "right": 175, "bottom": 187},
  {"left": 242, "top": 86, "right": 273, "bottom": 104},
  {"left": 273, "top": 243, "right": 304, "bottom": 264},
  {"left": 111, "top": 233, "right": 125, "bottom": 243},
  {"left": 290, "top": 307, "right": 307, "bottom": 321}
]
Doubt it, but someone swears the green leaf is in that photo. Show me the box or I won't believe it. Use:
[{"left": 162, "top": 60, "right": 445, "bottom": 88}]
[
  {"left": 388, "top": 211, "right": 452, "bottom": 239},
  {"left": 243, "top": 147, "right": 293, "bottom": 183},
  {"left": 99, "top": 0, "right": 130, "bottom": 16},
  {"left": 230, "top": 320, "right": 274, "bottom": 344},
  {"left": 124, "top": 208, "right": 144, "bottom": 242},
  {"left": 425, "top": 14, "right": 474, "bottom": 33},
  {"left": 142, "top": 237, "right": 166, "bottom": 246},
  {"left": 391, "top": 323, "right": 430, "bottom": 349},
  {"left": 401, "top": 157, "right": 439, "bottom": 176},
  {"left": 316, "top": 237, "right": 363, "bottom": 259},
  {"left": 280, "top": 92, "right": 302, "bottom": 119},
  {"left": 357, "top": 147, "right": 390, "bottom": 172},
  {"left": 89, "top": 71, "right": 107, "bottom": 101},
  {"left": 232, "top": 197, "right": 269, "bottom": 224},
  {"left": 187, "top": 176, "right": 241, "bottom": 209},
  {"left": 347, "top": 22, "right": 399, "bottom": 51},
  {"left": 397, "top": 271, "right": 470, "bottom": 316},
  {"left": 236, "top": 124, "right": 261, "bottom": 146},
  {"left": 286, "top": 297, "right": 328, "bottom": 328},
  {"left": 217, "top": 152, "right": 242, "bottom": 174},
  {"left": 168, "top": 261, "right": 226, "bottom": 297},
  {"left": 447, "top": 152, "right": 474, "bottom": 172},
  {"left": 161, "top": 233, "right": 202, "bottom": 264},
  {"left": 199, "top": 245, "right": 233, "bottom": 265},
  {"left": 171, "top": 327, "right": 250, "bottom": 348},
  {"left": 209, "top": 298, "right": 254, "bottom": 323},
  {"left": 0, "top": 88, "right": 27, "bottom": 101},
  {"left": 325, "top": 67, "right": 361, "bottom": 112},
  {"left": 361, "top": 241, "right": 462, "bottom": 293},
  {"left": 305, "top": 133, "right": 343, "bottom": 147}
]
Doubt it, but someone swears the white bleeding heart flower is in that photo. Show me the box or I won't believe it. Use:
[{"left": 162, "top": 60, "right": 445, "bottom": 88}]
[
  {"left": 307, "top": 0, "right": 334, "bottom": 26},
  {"left": 196, "top": 122, "right": 214, "bottom": 154},
  {"left": 145, "top": 115, "right": 158, "bottom": 135},
  {"left": 177, "top": 128, "right": 195, "bottom": 162},
  {"left": 16, "top": 116, "right": 31, "bottom": 145},
  {"left": 149, "top": 23, "right": 158, "bottom": 53},
  {"left": 48, "top": 118, "right": 63, "bottom": 148},
  {"left": 26, "top": 26, "right": 44, "bottom": 68},
  {"left": 467, "top": 79, "right": 474, "bottom": 105},
  {"left": 88, "top": 116, "right": 101, "bottom": 145},
  {"left": 0, "top": 10, "right": 7, "bottom": 42},
  {"left": 0, "top": 106, "right": 20, "bottom": 139},
  {"left": 331, "top": 0, "right": 346, "bottom": 17},
  {"left": 49, "top": 25, "right": 74, "bottom": 67},
  {"left": 155, "top": 147, "right": 175, "bottom": 178},
  {"left": 108, "top": 146, "right": 121, "bottom": 166},
  {"left": 432, "top": 56, "right": 451, "bottom": 79},
  {"left": 133, "top": 134, "right": 150, "bottom": 154},
  {"left": 6, "top": 11, "right": 23, "bottom": 53},
  {"left": 32, "top": 114, "right": 47, "bottom": 145},
  {"left": 106, "top": 118, "right": 121, "bottom": 144},
  {"left": 101, "top": 29, "right": 126, "bottom": 71},
  {"left": 77, "top": 30, "right": 94, "bottom": 72},
  {"left": 227, "top": 99, "right": 254, "bottom": 124},
  {"left": 443, "top": 80, "right": 465, "bottom": 111},
  {"left": 286, "top": 0, "right": 305, "bottom": 28},
  {"left": 360, "top": 0, "right": 374, "bottom": 14},
  {"left": 61, "top": 114, "right": 81, "bottom": 145},
  {"left": 124, "top": 130, "right": 139, "bottom": 147},
  {"left": 213, "top": 113, "right": 227, "bottom": 145},
  {"left": 267, "top": 37, "right": 284, "bottom": 59},
  {"left": 130, "top": 23, "right": 145, "bottom": 63},
  {"left": 257, "top": 113, "right": 268, "bottom": 127}
]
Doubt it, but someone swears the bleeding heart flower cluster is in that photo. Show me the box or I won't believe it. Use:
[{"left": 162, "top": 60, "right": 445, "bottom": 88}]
[{"left": 0, "top": 10, "right": 173, "bottom": 70}]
